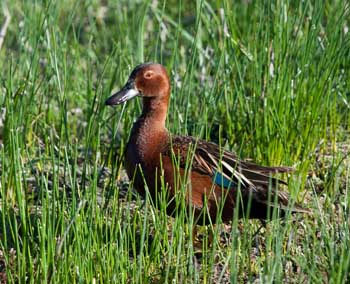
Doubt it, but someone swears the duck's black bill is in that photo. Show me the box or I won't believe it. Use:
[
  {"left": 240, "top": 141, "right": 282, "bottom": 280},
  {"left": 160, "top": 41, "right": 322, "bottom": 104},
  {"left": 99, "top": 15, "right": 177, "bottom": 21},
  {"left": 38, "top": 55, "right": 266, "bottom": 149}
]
[{"left": 105, "top": 81, "right": 139, "bottom": 106}]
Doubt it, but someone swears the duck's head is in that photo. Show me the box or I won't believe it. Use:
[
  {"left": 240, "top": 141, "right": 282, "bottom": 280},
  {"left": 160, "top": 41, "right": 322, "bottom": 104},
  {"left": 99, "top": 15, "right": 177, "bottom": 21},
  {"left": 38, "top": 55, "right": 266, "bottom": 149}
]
[{"left": 105, "top": 62, "right": 170, "bottom": 106}]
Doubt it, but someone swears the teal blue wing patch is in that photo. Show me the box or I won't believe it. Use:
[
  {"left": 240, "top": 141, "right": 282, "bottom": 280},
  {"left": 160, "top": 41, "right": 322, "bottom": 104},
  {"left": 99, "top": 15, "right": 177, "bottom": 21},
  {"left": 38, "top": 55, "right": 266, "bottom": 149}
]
[{"left": 213, "top": 172, "right": 236, "bottom": 189}]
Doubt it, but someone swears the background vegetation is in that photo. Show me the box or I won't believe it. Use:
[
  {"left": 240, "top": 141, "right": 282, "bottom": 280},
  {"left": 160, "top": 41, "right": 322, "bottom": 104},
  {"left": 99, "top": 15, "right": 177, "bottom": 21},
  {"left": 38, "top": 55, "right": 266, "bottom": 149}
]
[{"left": 0, "top": 0, "right": 349, "bottom": 282}]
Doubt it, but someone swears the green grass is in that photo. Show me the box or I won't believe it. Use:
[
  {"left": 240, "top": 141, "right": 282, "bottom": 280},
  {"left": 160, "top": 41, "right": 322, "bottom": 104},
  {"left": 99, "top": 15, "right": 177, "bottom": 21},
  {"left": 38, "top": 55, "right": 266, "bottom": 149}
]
[{"left": 0, "top": 0, "right": 350, "bottom": 283}]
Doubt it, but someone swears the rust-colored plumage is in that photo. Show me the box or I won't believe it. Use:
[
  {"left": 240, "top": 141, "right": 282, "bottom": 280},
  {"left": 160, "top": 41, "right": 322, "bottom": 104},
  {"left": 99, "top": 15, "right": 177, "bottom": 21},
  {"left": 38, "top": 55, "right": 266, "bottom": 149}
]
[{"left": 106, "top": 62, "right": 309, "bottom": 224}]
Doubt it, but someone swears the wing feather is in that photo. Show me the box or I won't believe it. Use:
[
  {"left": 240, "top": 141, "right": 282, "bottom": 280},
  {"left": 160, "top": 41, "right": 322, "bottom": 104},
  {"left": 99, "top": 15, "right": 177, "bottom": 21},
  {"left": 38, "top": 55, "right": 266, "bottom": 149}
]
[{"left": 162, "top": 135, "right": 309, "bottom": 214}]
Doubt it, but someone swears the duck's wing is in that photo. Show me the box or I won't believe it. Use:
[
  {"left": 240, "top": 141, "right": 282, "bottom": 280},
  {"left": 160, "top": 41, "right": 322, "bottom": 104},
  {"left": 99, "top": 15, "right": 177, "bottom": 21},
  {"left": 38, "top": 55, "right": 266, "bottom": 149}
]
[
  {"left": 166, "top": 135, "right": 292, "bottom": 190},
  {"left": 164, "top": 135, "right": 309, "bottom": 214}
]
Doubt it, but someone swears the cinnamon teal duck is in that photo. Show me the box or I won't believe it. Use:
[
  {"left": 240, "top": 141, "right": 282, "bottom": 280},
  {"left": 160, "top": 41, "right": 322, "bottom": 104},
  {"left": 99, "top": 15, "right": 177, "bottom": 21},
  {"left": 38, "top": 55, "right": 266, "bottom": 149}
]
[{"left": 105, "top": 62, "right": 309, "bottom": 224}]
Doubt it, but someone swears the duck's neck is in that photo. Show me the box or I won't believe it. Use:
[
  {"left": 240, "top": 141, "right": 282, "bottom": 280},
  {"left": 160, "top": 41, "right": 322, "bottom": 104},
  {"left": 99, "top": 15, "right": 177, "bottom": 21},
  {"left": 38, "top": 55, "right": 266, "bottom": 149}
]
[
  {"left": 130, "top": 95, "right": 169, "bottom": 143},
  {"left": 140, "top": 96, "right": 169, "bottom": 130},
  {"left": 129, "top": 96, "right": 169, "bottom": 160}
]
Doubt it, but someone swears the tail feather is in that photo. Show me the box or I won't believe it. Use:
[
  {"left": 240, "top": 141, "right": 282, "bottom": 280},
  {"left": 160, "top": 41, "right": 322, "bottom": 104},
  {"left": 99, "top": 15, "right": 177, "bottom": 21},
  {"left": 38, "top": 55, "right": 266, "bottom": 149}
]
[{"left": 255, "top": 190, "right": 311, "bottom": 215}]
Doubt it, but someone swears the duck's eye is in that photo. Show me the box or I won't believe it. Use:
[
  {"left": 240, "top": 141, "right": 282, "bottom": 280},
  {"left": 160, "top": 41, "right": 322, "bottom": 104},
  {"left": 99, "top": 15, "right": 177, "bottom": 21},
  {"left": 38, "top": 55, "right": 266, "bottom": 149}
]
[{"left": 144, "top": 70, "right": 154, "bottom": 79}]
